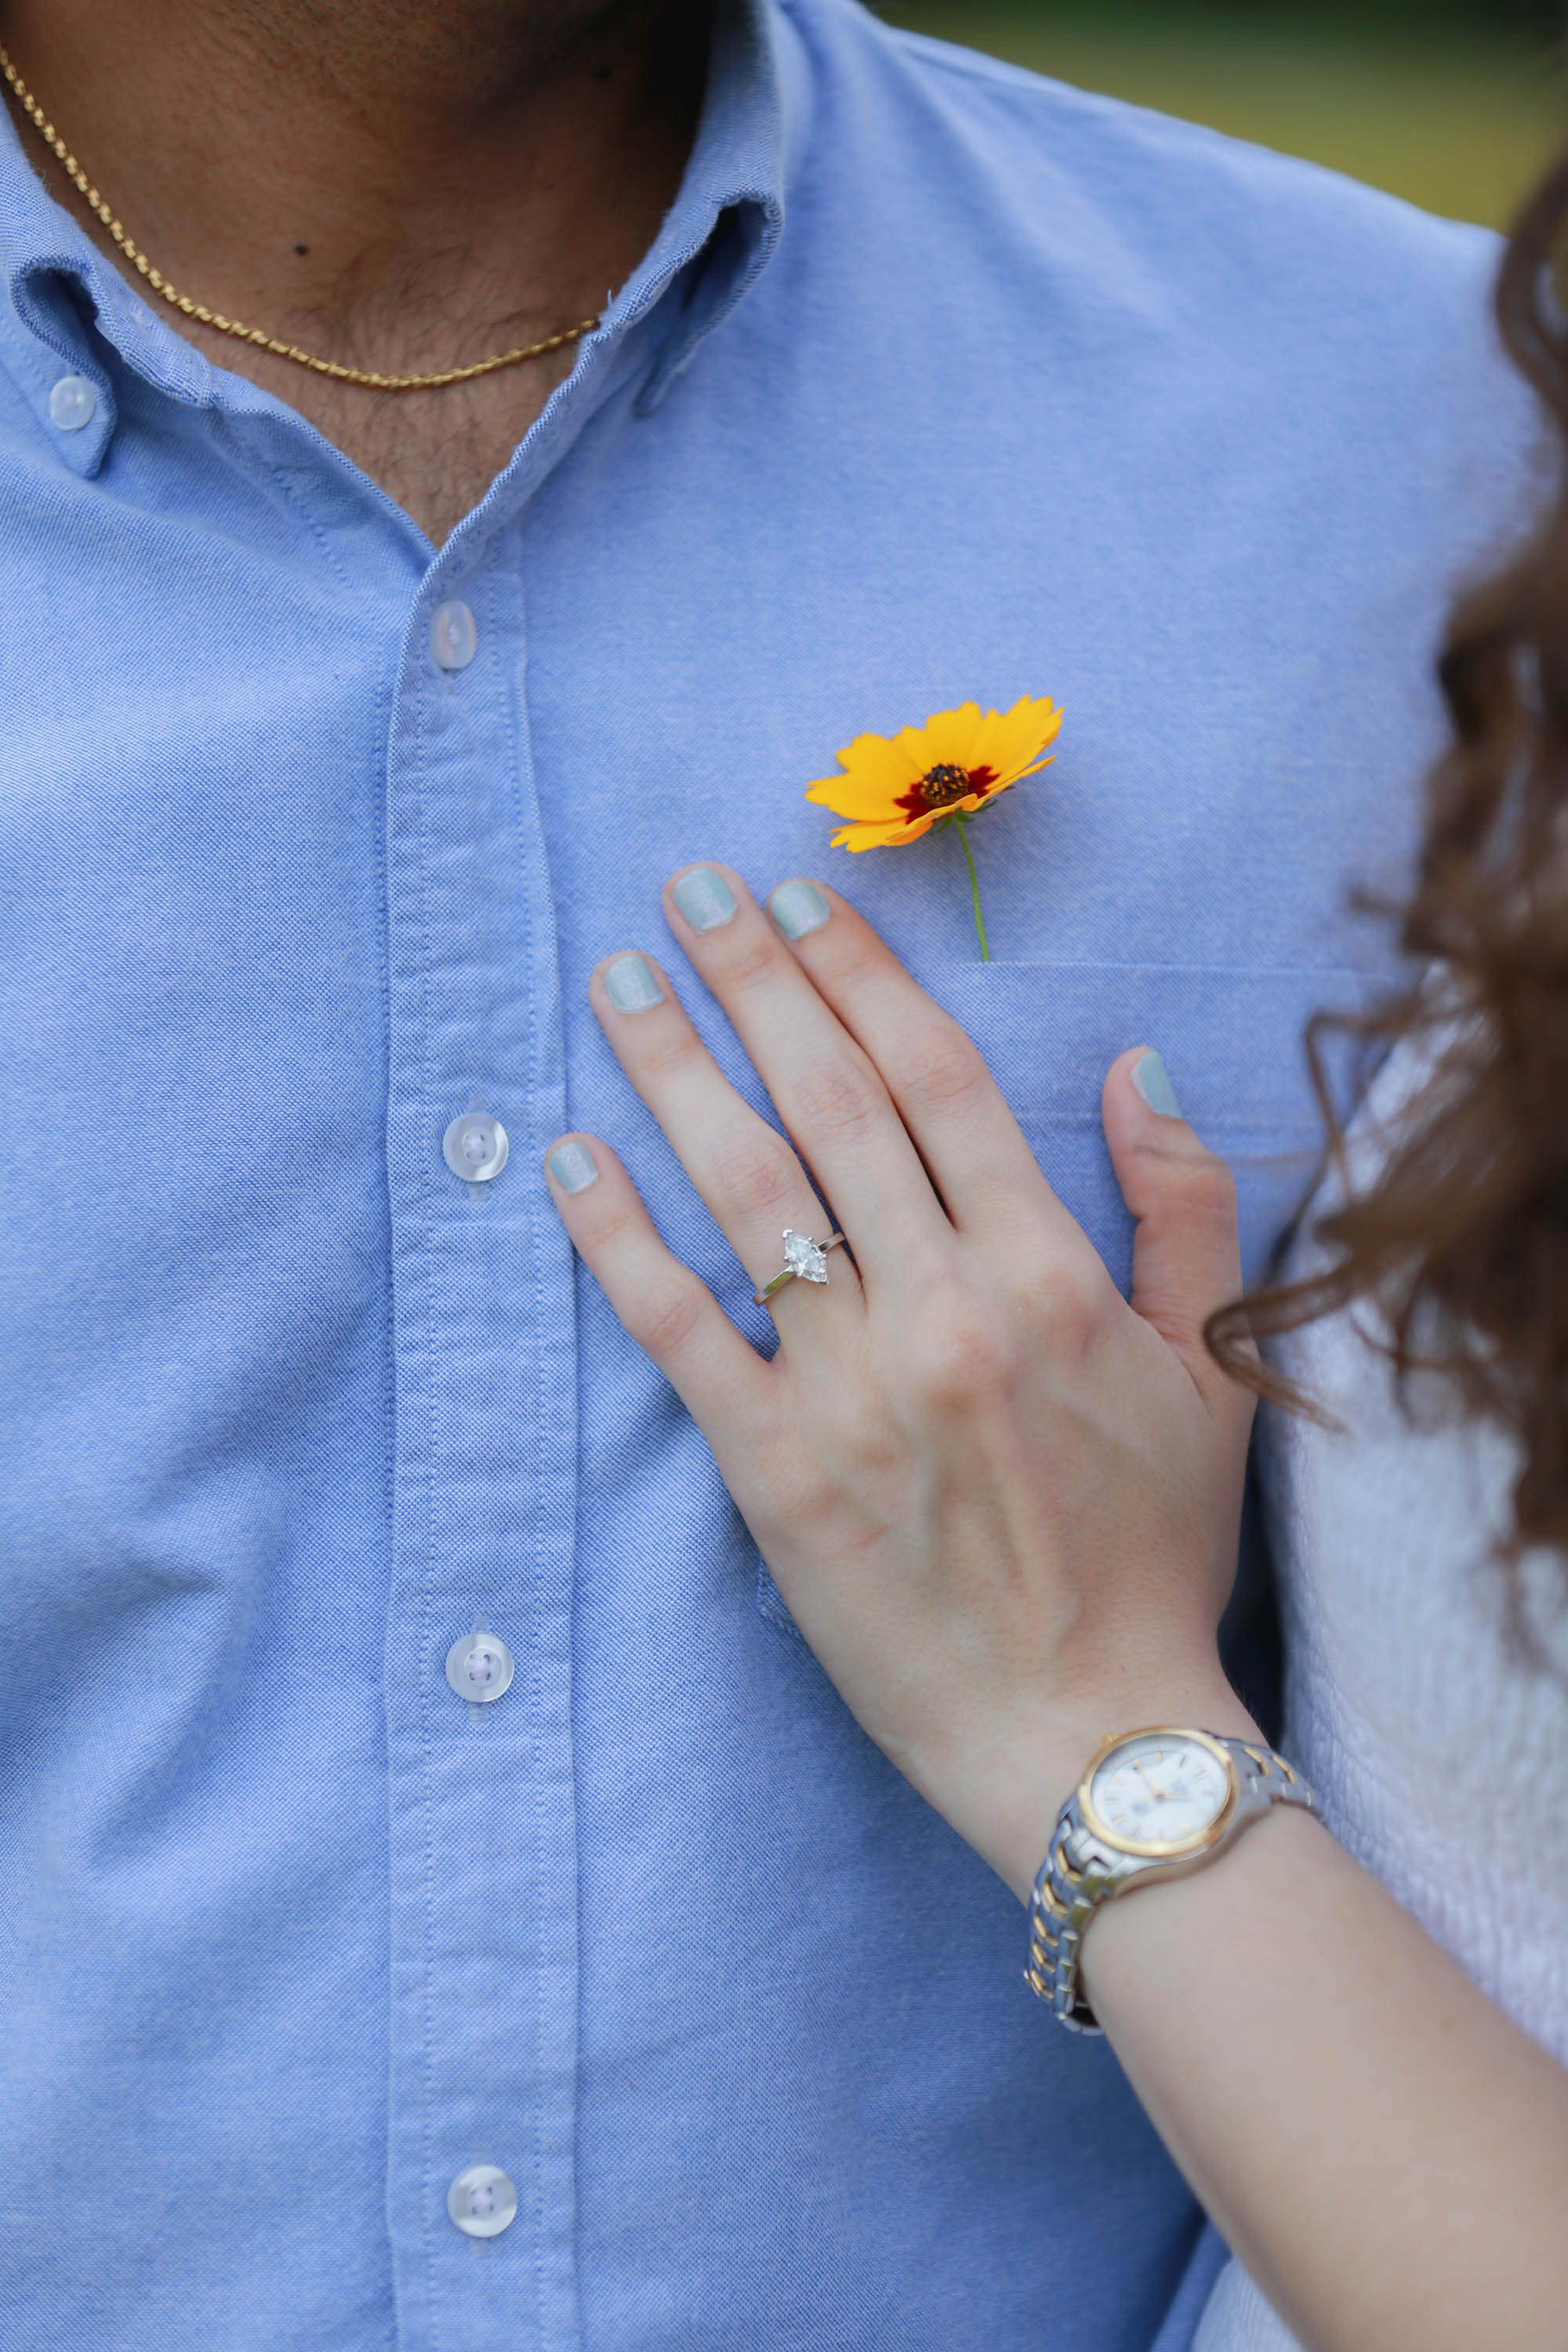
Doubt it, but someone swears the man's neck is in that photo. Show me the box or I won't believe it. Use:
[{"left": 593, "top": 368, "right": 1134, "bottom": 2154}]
[{"left": 0, "top": 1, "right": 710, "bottom": 539}]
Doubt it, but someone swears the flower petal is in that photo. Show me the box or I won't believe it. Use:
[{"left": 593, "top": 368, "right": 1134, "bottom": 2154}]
[
  {"left": 874, "top": 813, "right": 938, "bottom": 846},
  {"left": 970, "top": 700, "right": 1030, "bottom": 779},
  {"left": 806, "top": 772, "right": 911, "bottom": 820},
  {"left": 1024, "top": 699, "right": 1064, "bottom": 755},
  {"left": 898, "top": 701, "right": 982, "bottom": 774},
  {"left": 978, "top": 695, "right": 1063, "bottom": 784},
  {"left": 967, "top": 702, "right": 1019, "bottom": 777},
  {"left": 833, "top": 731, "right": 924, "bottom": 793},
  {"left": 831, "top": 813, "right": 934, "bottom": 849}
]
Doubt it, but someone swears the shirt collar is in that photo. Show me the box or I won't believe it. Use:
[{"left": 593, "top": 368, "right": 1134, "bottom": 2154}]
[
  {"left": 0, "top": 0, "right": 797, "bottom": 471},
  {"left": 621, "top": 0, "right": 794, "bottom": 415}
]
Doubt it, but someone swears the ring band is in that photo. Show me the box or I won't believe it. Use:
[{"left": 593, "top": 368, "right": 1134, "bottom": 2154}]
[{"left": 753, "top": 1229, "right": 847, "bottom": 1306}]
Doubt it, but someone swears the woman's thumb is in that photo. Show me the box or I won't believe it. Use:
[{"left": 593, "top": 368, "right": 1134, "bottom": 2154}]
[{"left": 1101, "top": 1047, "right": 1245, "bottom": 1401}]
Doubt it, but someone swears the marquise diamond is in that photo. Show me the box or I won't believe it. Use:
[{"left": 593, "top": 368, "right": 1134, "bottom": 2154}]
[{"left": 781, "top": 1229, "right": 830, "bottom": 1283}]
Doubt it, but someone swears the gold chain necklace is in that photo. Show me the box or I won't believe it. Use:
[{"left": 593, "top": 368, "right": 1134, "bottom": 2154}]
[{"left": 0, "top": 41, "right": 601, "bottom": 393}]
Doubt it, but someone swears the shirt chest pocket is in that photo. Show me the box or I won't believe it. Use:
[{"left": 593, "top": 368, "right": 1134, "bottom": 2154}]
[{"left": 755, "top": 958, "right": 1367, "bottom": 1639}]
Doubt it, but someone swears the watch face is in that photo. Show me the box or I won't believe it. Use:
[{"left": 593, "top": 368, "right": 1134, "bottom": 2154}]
[{"left": 1084, "top": 1732, "right": 1235, "bottom": 1857}]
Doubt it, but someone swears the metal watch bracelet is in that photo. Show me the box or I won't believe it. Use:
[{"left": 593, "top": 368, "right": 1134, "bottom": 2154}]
[{"left": 1025, "top": 1732, "right": 1318, "bottom": 2034}]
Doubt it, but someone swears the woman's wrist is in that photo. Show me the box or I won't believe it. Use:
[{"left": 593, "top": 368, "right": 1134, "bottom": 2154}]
[{"left": 982, "top": 1668, "right": 1264, "bottom": 1904}]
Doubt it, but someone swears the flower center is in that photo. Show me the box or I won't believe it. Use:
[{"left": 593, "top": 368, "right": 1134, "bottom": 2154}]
[
  {"left": 895, "top": 762, "right": 1000, "bottom": 824},
  {"left": 920, "top": 762, "right": 976, "bottom": 806}
]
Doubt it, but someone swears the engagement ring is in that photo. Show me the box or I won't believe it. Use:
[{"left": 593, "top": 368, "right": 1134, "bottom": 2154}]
[{"left": 753, "top": 1229, "right": 847, "bottom": 1306}]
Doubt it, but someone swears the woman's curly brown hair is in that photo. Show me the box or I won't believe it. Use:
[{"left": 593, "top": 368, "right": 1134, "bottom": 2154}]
[{"left": 1207, "top": 152, "right": 1568, "bottom": 1565}]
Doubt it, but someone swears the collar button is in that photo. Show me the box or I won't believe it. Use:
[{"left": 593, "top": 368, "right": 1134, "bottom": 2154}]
[{"left": 48, "top": 374, "right": 97, "bottom": 432}]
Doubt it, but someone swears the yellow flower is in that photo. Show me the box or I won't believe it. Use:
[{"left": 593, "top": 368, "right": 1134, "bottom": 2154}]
[
  {"left": 803, "top": 692, "right": 1063, "bottom": 960},
  {"left": 804, "top": 694, "right": 1062, "bottom": 851}
]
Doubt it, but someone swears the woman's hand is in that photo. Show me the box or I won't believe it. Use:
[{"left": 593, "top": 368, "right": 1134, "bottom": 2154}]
[
  {"left": 545, "top": 864, "right": 1259, "bottom": 1900},
  {"left": 550, "top": 867, "right": 1568, "bottom": 2352}
]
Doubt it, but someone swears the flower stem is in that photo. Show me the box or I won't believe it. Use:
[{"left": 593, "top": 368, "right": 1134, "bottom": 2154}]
[{"left": 953, "top": 811, "right": 989, "bottom": 960}]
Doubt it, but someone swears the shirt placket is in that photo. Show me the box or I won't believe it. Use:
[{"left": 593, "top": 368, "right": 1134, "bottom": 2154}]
[{"left": 383, "top": 538, "right": 582, "bottom": 2352}]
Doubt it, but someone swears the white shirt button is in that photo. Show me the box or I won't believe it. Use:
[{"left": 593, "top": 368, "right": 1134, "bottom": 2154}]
[
  {"left": 448, "top": 2164, "right": 517, "bottom": 2238},
  {"left": 442, "top": 1111, "right": 508, "bottom": 1183},
  {"left": 430, "top": 600, "right": 477, "bottom": 671},
  {"left": 48, "top": 374, "right": 97, "bottom": 432},
  {"left": 445, "top": 1632, "right": 515, "bottom": 1704}
]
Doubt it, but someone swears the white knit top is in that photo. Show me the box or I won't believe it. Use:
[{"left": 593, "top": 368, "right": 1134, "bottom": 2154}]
[{"left": 1194, "top": 1041, "right": 1568, "bottom": 2352}]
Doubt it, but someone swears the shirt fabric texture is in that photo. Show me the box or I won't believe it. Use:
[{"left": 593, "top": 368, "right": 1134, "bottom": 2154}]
[{"left": 0, "top": 2, "right": 1533, "bottom": 2345}]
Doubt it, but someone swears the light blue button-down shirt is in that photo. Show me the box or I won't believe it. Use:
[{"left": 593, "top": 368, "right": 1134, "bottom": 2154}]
[{"left": 0, "top": 3, "right": 1529, "bottom": 2345}]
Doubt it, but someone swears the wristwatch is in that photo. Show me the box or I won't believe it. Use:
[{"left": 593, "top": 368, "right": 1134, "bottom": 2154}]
[{"left": 1025, "top": 1726, "right": 1318, "bottom": 2033}]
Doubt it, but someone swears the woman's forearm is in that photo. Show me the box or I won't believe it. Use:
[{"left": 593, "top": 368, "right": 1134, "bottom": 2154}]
[{"left": 1077, "top": 1800, "right": 1568, "bottom": 2352}]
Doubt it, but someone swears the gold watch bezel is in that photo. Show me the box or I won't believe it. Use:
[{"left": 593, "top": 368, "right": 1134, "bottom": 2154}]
[{"left": 1077, "top": 1726, "right": 1240, "bottom": 1860}]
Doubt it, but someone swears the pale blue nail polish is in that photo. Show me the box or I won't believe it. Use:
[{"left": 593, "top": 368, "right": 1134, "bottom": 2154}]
[
  {"left": 548, "top": 1141, "right": 599, "bottom": 1194},
  {"left": 1131, "top": 1050, "right": 1183, "bottom": 1119},
  {"left": 604, "top": 953, "right": 665, "bottom": 1014},
  {"left": 768, "top": 878, "right": 830, "bottom": 940},
  {"left": 671, "top": 866, "right": 738, "bottom": 931}
]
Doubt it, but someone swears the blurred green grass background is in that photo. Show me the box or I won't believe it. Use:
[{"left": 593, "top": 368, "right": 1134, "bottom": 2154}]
[{"left": 871, "top": 2, "right": 1566, "bottom": 228}]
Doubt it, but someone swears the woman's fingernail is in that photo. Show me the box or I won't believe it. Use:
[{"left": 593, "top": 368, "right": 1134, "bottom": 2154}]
[
  {"left": 548, "top": 1141, "right": 600, "bottom": 1195},
  {"left": 768, "top": 879, "right": 831, "bottom": 940},
  {"left": 1131, "top": 1050, "right": 1183, "bottom": 1119},
  {"left": 671, "top": 866, "right": 739, "bottom": 932},
  {"left": 603, "top": 953, "right": 666, "bottom": 1014}
]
